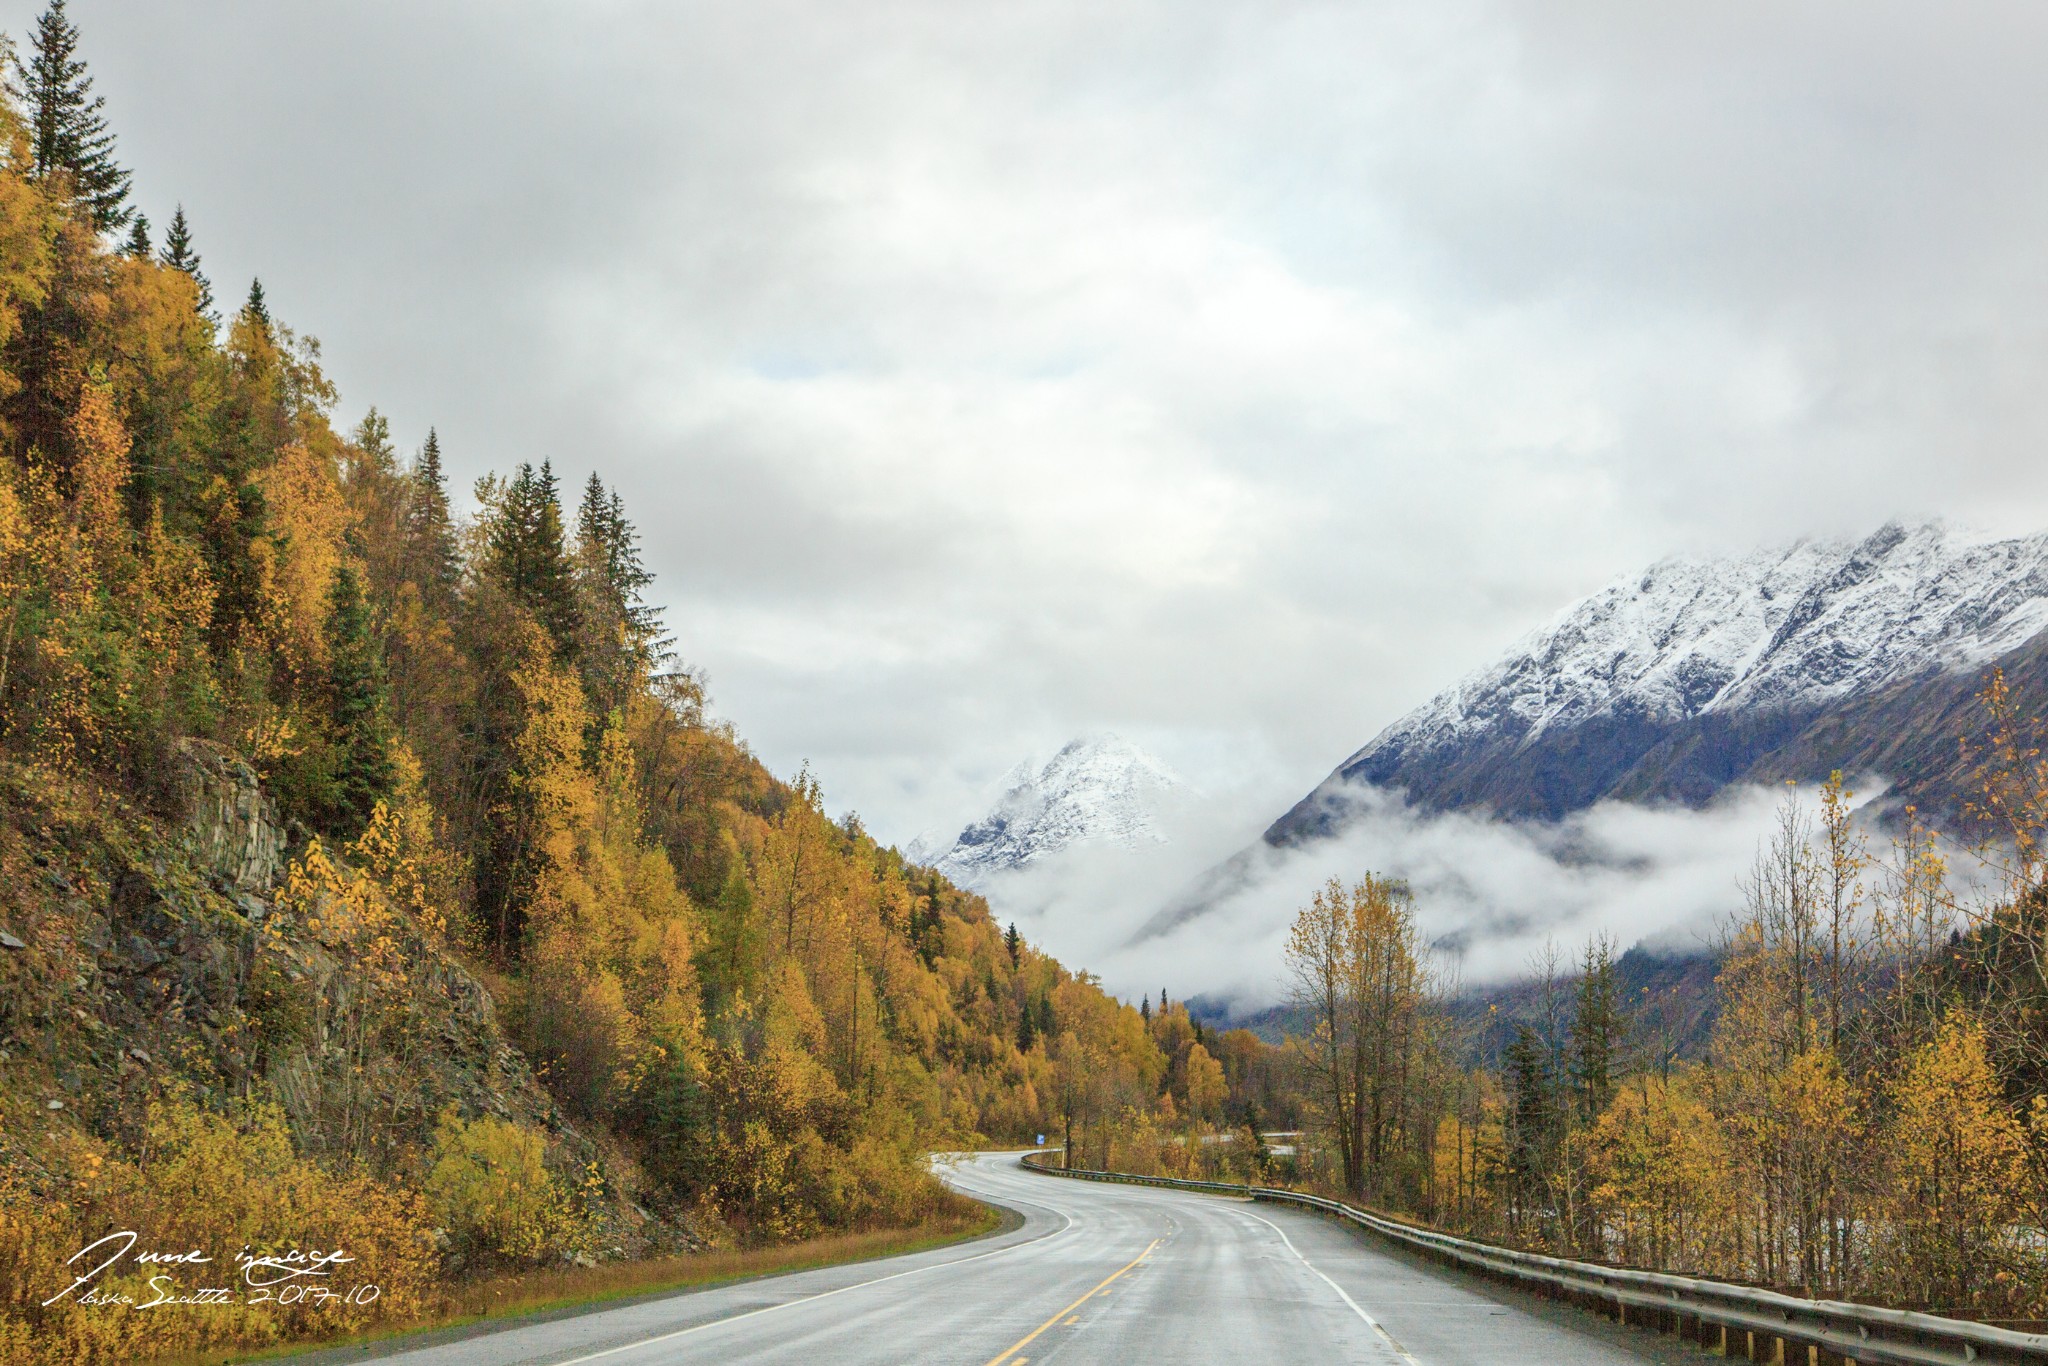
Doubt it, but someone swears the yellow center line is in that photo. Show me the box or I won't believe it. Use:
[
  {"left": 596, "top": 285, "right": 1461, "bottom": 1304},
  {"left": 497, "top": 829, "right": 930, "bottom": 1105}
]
[{"left": 984, "top": 1238, "right": 1160, "bottom": 1366}]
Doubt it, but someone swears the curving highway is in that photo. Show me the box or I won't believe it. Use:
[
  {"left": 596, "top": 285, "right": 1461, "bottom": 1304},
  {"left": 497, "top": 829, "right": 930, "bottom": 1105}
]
[{"left": 353, "top": 1152, "right": 1669, "bottom": 1364}]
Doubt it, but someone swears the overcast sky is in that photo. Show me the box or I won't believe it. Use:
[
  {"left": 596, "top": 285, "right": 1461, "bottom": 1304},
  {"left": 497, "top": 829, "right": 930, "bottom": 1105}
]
[{"left": 25, "top": 0, "right": 2048, "bottom": 852}]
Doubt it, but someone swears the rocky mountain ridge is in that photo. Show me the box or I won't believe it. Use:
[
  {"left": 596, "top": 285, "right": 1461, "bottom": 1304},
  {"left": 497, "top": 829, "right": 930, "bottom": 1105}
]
[{"left": 1269, "top": 520, "right": 2048, "bottom": 839}]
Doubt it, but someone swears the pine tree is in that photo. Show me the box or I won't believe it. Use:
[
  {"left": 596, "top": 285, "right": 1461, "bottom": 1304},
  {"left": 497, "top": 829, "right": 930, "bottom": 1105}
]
[
  {"left": 573, "top": 472, "right": 664, "bottom": 716},
  {"left": 487, "top": 460, "right": 580, "bottom": 661},
  {"left": 123, "top": 211, "right": 148, "bottom": 257},
  {"left": 323, "top": 561, "right": 396, "bottom": 835},
  {"left": 1571, "top": 936, "right": 1625, "bottom": 1124},
  {"left": 1141, "top": 993, "right": 1151, "bottom": 1025},
  {"left": 1017, "top": 1001, "right": 1038, "bottom": 1052},
  {"left": 158, "top": 204, "right": 214, "bottom": 314},
  {"left": 403, "top": 428, "right": 460, "bottom": 606},
  {"left": 242, "top": 278, "right": 271, "bottom": 331},
  {"left": 1503, "top": 1023, "right": 1555, "bottom": 1225},
  {"left": 1005, "top": 921, "right": 1021, "bottom": 969},
  {"left": 14, "top": 0, "right": 131, "bottom": 231},
  {"left": 347, "top": 406, "right": 398, "bottom": 483}
]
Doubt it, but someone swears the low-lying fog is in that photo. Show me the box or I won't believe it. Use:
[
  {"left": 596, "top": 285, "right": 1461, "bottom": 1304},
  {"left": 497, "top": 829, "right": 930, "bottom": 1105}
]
[{"left": 974, "top": 778, "right": 1897, "bottom": 1013}]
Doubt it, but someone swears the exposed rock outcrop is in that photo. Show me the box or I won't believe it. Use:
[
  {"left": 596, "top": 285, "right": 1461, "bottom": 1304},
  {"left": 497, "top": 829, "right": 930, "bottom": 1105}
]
[
  {"left": 174, "top": 739, "right": 286, "bottom": 892},
  {"left": 0, "top": 748, "right": 698, "bottom": 1257}
]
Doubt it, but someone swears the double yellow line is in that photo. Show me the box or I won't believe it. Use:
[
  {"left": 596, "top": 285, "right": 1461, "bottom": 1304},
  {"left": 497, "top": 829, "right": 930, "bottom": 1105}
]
[{"left": 983, "top": 1238, "right": 1160, "bottom": 1366}]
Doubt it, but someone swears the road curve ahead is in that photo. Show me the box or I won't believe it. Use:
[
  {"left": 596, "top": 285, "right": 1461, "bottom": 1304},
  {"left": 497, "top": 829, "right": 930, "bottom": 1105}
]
[{"left": 357, "top": 1152, "right": 1666, "bottom": 1365}]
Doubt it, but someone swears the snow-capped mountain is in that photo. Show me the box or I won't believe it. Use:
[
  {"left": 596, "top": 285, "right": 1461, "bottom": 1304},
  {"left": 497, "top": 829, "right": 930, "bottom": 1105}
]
[
  {"left": 1269, "top": 520, "right": 2048, "bottom": 839},
  {"left": 912, "top": 736, "right": 1185, "bottom": 889}
]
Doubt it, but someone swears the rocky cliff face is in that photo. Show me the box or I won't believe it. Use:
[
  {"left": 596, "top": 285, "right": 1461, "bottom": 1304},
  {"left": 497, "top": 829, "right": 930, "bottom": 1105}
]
[
  {"left": 174, "top": 740, "right": 287, "bottom": 893},
  {"left": 0, "top": 745, "right": 689, "bottom": 1253}
]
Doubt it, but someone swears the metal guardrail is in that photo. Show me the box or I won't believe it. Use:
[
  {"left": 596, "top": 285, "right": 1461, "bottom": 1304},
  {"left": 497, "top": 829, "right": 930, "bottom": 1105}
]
[{"left": 1018, "top": 1152, "right": 2048, "bottom": 1365}]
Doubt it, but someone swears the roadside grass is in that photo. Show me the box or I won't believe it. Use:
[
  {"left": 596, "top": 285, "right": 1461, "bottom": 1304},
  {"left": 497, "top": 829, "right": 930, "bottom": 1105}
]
[{"left": 144, "top": 1201, "right": 1001, "bottom": 1366}]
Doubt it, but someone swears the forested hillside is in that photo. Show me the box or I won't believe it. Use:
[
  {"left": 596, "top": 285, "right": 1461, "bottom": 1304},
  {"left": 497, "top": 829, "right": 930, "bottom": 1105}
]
[
  {"left": 0, "top": 7, "right": 1217, "bottom": 1362},
  {"left": 1108, "top": 710, "right": 2048, "bottom": 1325}
]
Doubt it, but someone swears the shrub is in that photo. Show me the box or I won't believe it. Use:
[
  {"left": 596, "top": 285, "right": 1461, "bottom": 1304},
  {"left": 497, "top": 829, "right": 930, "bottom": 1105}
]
[
  {"left": 0, "top": 1097, "right": 437, "bottom": 1366},
  {"left": 422, "top": 1110, "right": 589, "bottom": 1267}
]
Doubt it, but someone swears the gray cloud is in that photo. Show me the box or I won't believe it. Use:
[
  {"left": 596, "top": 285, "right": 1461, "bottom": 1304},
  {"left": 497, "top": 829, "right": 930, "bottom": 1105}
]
[{"left": 31, "top": 1, "right": 2048, "bottom": 897}]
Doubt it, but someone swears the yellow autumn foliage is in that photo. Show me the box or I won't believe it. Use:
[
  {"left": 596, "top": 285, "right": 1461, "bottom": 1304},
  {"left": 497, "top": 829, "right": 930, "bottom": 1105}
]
[
  {"left": 0, "top": 1098, "right": 435, "bottom": 1366},
  {"left": 422, "top": 1110, "right": 590, "bottom": 1267}
]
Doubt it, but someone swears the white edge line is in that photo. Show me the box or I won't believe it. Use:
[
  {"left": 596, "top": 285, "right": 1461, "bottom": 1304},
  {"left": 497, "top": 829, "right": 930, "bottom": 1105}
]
[
  {"left": 1240, "top": 1207, "right": 1423, "bottom": 1366},
  {"left": 539, "top": 1163, "right": 1074, "bottom": 1366}
]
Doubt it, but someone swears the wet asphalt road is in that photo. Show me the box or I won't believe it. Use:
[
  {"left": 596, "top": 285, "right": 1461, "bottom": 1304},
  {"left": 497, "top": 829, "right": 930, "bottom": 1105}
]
[{"left": 357, "top": 1152, "right": 1664, "bottom": 1365}]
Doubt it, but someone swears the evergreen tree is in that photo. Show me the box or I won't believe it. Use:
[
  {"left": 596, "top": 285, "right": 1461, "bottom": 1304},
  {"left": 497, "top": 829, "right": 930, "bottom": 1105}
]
[
  {"left": 1140, "top": 993, "right": 1151, "bottom": 1025},
  {"left": 347, "top": 406, "right": 398, "bottom": 483},
  {"left": 341, "top": 409, "right": 413, "bottom": 621},
  {"left": 1017, "top": 1001, "right": 1037, "bottom": 1052},
  {"left": 487, "top": 460, "right": 580, "bottom": 662},
  {"left": 322, "top": 561, "right": 396, "bottom": 835},
  {"left": 1570, "top": 936, "right": 1625, "bottom": 1124},
  {"left": 1503, "top": 1023, "right": 1555, "bottom": 1222},
  {"left": 122, "top": 210, "right": 148, "bottom": 257},
  {"left": 14, "top": 0, "right": 131, "bottom": 231},
  {"left": 158, "top": 204, "right": 214, "bottom": 314},
  {"left": 1005, "top": 921, "right": 1021, "bottom": 969},
  {"left": 193, "top": 282, "right": 295, "bottom": 661},
  {"left": 403, "top": 428, "right": 460, "bottom": 605},
  {"left": 576, "top": 474, "right": 656, "bottom": 610},
  {"left": 573, "top": 471, "right": 664, "bottom": 716},
  {"left": 242, "top": 277, "right": 271, "bottom": 331}
]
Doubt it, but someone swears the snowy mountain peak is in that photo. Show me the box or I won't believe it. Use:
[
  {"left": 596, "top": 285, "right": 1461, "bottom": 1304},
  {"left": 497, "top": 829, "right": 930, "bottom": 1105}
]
[
  {"left": 913, "top": 735, "right": 1185, "bottom": 889},
  {"left": 1358, "top": 520, "right": 2048, "bottom": 765},
  {"left": 1264, "top": 519, "right": 2048, "bottom": 836}
]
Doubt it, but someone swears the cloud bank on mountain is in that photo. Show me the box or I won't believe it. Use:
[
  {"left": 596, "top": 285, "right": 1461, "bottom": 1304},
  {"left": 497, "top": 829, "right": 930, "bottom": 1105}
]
[{"left": 982, "top": 779, "right": 1842, "bottom": 1007}]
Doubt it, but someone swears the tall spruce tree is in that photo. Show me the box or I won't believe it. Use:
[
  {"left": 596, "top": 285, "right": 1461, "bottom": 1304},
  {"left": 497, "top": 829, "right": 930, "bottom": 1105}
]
[
  {"left": 486, "top": 460, "right": 579, "bottom": 661},
  {"left": 342, "top": 409, "right": 412, "bottom": 619},
  {"left": 404, "top": 428, "right": 460, "bottom": 606},
  {"left": 347, "top": 406, "right": 398, "bottom": 483},
  {"left": 15, "top": 0, "right": 131, "bottom": 231},
  {"left": 322, "top": 562, "right": 396, "bottom": 836},
  {"left": 123, "top": 211, "right": 148, "bottom": 257},
  {"left": 1570, "top": 937, "right": 1625, "bottom": 1124},
  {"left": 242, "top": 277, "right": 271, "bottom": 331},
  {"left": 574, "top": 472, "right": 665, "bottom": 717},
  {"left": 1503, "top": 1023, "right": 1554, "bottom": 1224},
  {"left": 158, "top": 204, "right": 214, "bottom": 314}
]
